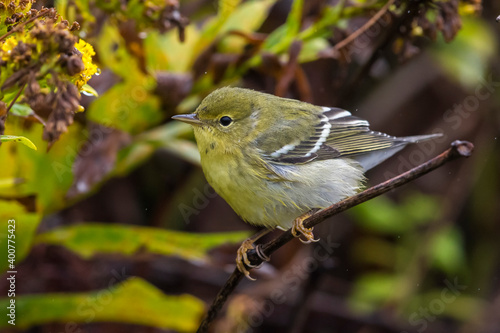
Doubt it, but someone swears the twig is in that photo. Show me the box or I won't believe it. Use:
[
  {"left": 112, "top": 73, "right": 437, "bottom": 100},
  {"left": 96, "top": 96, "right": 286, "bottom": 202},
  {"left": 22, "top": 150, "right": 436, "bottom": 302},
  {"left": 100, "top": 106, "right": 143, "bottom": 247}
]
[
  {"left": 196, "top": 140, "right": 474, "bottom": 333},
  {"left": 339, "top": 0, "right": 422, "bottom": 103},
  {"left": 333, "top": 0, "right": 396, "bottom": 51},
  {"left": 0, "top": 10, "right": 52, "bottom": 42},
  {"left": 6, "top": 82, "right": 27, "bottom": 114},
  {"left": 319, "top": 0, "right": 396, "bottom": 59},
  {"left": 275, "top": 41, "right": 302, "bottom": 98},
  {"left": 258, "top": 141, "right": 474, "bottom": 257}
]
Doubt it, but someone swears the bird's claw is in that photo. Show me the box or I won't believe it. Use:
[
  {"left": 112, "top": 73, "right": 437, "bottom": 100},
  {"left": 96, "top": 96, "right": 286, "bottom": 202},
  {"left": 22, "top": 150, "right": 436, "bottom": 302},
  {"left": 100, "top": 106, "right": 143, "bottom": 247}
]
[
  {"left": 291, "top": 212, "right": 320, "bottom": 244},
  {"left": 236, "top": 238, "right": 270, "bottom": 280}
]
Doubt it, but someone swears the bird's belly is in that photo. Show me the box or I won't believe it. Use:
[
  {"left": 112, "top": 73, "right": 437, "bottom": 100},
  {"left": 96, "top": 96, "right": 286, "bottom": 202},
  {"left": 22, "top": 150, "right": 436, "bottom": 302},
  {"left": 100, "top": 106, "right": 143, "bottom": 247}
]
[
  {"left": 200, "top": 156, "right": 283, "bottom": 228},
  {"left": 202, "top": 155, "right": 365, "bottom": 230}
]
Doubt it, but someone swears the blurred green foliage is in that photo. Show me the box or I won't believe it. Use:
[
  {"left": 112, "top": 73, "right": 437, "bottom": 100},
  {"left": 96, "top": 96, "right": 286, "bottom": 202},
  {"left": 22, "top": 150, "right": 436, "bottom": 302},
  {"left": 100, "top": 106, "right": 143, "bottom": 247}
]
[
  {"left": 431, "top": 17, "right": 496, "bottom": 88},
  {"left": 0, "top": 277, "right": 205, "bottom": 332},
  {"left": 35, "top": 224, "right": 250, "bottom": 262},
  {"left": 0, "top": 201, "right": 40, "bottom": 273}
]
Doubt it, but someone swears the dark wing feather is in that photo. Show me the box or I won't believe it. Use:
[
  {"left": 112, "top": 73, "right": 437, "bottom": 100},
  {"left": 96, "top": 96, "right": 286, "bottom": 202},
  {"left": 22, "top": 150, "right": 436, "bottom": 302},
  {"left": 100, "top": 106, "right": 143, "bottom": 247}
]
[{"left": 266, "top": 107, "right": 440, "bottom": 170}]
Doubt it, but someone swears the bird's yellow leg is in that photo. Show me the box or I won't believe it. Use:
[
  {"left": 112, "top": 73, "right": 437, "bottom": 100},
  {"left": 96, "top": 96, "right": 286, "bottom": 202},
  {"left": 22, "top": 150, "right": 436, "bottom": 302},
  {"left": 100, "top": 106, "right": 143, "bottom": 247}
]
[
  {"left": 291, "top": 210, "right": 320, "bottom": 244},
  {"left": 236, "top": 229, "right": 271, "bottom": 280}
]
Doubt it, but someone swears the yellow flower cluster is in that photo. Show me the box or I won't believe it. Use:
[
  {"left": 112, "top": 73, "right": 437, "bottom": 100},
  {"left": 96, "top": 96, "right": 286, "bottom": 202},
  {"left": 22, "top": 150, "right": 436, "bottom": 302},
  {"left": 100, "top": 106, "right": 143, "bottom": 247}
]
[
  {"left": 74, "top": 39, "right": 98, "bottom": 89},
  {"left": 0, "top": 37, "right": 18, "bottom": 61}
]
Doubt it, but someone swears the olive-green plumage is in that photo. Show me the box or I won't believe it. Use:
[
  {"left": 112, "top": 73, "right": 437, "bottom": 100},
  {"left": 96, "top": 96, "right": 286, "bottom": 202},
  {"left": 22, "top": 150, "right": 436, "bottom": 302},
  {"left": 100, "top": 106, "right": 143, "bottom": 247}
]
[{"left": 172, "top": 87, "right": 440, "bottom": 230}]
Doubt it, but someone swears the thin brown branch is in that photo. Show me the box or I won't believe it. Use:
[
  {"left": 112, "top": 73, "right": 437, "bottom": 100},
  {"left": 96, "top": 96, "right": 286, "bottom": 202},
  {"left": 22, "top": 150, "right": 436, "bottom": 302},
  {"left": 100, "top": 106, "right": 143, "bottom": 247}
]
[
  {"left": 339, "top": 0, "right": 423, "bottom": 103},
  {"left": 333, "top": 0, "right": 396, "bottom": 51},
  {"left": 0, "top": 10, "right": 53, "bottom": 42},
  {"left": 196, "top": 140, "right": 474, "bottom": 333},
  {"left": 259, "top": 140, "right": 474, "bottom": 258},
  {"left": 6, "top": 82, "right": 27, "bottom": 114},
  {"left": 275, "top": 40, "right": 302, "bottom": 98}
]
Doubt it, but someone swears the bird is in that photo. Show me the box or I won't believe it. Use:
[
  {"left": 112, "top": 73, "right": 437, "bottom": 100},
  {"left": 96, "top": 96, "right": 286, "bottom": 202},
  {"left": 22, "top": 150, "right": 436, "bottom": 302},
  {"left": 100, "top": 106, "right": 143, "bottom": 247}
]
[{"left": 172, "top": 87, "right": 441, "bottom": 279}]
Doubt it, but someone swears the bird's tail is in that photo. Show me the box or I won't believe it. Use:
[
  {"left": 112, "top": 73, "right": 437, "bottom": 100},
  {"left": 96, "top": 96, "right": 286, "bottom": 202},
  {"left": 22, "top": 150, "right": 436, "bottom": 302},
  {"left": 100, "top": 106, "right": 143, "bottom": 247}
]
[
  {"left": 353, "top": 132, "right": 443, "bottom": 171},
  {"left": 399, "top": 133, "right": 443, "bottom": 143}
]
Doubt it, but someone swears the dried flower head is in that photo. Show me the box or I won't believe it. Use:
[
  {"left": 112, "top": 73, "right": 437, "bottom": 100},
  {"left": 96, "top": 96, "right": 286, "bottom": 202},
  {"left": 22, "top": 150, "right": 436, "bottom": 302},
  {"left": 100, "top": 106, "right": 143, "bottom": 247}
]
[
  {"left": 59, "top": 0, "right": 189, "bottom": 41},
  {"left": 0, "top": 0, "right": 32, "bottom": 35},
  {"left": 0, "top": 3, "right": 98, "bottom": 146}
]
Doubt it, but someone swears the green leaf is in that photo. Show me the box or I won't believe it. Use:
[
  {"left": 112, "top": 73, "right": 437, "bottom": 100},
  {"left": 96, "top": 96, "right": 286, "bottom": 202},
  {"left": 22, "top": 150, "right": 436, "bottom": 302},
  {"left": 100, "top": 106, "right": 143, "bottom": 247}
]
[
  {"left": 350, "top": 193, "right": 440, "bottom": 234},
  {"left": 105, "top": 122, "right": 199, "bottom": 181},
  {"left": 298, "top": 37, "right": 330, "bottom": 63},
  {"left": 0, "top": 135, "right": 37, "bottom": 150},
  {"left": 80, "top": 83, "right": 99, "bottom": 97},
  {"left": 401, "top": 192, "right": 441, "bottom": 225},
  {"left": 192, "top": 0, "right": 241, "bottom": 59},
  {"left": 162, "top": 139, "right": 201, "bottom": 166},
  {"left": 0, "top": 277, "right": 204, "bottom": 331},
  {"left": 404, "top": 291, "right": 483, "bottom": 323},
  {"left": 0, "top": 201, "right": 41, "bottom": 273},
  {"left": 217, "top": 0, "right": 278, "bottom": 53},
  {"left": 430, "top": 17, "right": 497, "bottom": 89},
  {"left": 96, "top": 22, "right": 143, "bottom": 79},
  {"left": 299, "top": 1, "right": 345, "bottom": 41},
  {"left": 349, "top": 196, "right": 408, "bottom": 234},
  {"left": 35, "top": 223, "right": 250, "bottom": 262},
  {"left": 56, "top": 0, "right": 95, "bottom": 29},
  {"left": 0, "top": 178, "right": 23, "bottom": 188},
  {"left": 261, "top": 23, "right": 287, "bottom": 52},
  {"left": 349, "top": 273, "right": 398, "bottom": 313},
  {"left": 0, "top": 121, "right": 84, "bottom": 213},
  {"left": 86, "top": 80, "right": 162, "bottom": 134},
  {"left": 430, "top": 226, "right": 465, "bottom": 275},
  {"left": 264, "top": 0, "right": 303, "bottom": 54},
  {"left": 285, "top": 0, "right": 304, "bottom": 38},
  {"left": 10, "top": 103, "right": 34, "bottom": 117},
  {"left": 135, "top": 122, "right": 201, "bottom": 166},
  {"left": 137, "top": 121, "right": 195, "bottom": 144},
  {"left": 218, "top": 0, "right": 241, "bottom": 18},
  {"left": 145, "top": 26, "right": 200, "bottom": 73},
  {"left": 112, "top": 142, "right": 156, "bottom": 177}
]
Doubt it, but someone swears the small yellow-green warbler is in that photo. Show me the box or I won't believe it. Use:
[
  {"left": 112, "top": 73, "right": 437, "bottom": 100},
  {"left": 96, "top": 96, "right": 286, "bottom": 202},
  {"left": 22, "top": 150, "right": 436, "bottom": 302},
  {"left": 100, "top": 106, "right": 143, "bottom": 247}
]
[{"left": 173, "top": 87, "right": 440, "bottom": 279}]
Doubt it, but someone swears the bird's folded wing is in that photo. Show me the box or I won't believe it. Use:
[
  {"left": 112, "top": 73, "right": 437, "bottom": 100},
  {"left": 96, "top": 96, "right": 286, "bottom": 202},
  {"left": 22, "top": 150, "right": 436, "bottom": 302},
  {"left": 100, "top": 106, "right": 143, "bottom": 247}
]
[{"left": 265, "top": 107, "right": 401, "bottom": 165}]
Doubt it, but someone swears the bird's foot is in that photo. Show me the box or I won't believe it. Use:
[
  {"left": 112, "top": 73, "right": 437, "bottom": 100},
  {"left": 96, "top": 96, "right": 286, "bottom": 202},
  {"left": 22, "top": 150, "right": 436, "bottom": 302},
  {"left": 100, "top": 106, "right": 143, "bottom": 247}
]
[
  {"left": 291, "top": 210, "right": 320, "bottom": 244},
  {"left": 236, "top": 230, "right": 271, "bottom": 280}
]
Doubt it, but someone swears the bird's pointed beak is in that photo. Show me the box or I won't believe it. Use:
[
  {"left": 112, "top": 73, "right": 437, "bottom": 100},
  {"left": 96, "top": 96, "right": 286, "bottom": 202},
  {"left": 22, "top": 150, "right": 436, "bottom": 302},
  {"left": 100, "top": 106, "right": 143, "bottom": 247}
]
[{"left": 171, "top": 113, "right": 202, "bottom": 126}]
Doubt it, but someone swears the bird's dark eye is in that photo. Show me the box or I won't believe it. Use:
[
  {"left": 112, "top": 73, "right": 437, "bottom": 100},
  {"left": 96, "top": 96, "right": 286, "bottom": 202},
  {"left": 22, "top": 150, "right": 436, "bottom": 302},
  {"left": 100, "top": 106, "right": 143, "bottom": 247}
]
[{"left": 219, "top": 116, "right": 233, "bottom": 126}]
